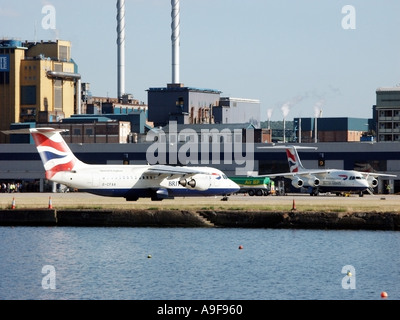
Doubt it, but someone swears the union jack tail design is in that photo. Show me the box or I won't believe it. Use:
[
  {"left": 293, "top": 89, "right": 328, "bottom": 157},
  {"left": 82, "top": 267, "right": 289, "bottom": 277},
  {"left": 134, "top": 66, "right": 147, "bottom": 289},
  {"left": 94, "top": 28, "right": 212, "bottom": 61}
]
[
  {"left": 286, "top": 147, "right": 306, "bottom": 173},
  {"left": 30, "top": 128, "right": 84, "bottom": 180}
]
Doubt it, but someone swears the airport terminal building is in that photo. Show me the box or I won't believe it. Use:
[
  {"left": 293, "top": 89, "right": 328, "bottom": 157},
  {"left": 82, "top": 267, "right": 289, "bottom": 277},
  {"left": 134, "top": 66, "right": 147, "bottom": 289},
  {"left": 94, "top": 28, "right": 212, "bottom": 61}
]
[
  {"left": 0, "top": 137, "right": 399, "bottom": 194},
  {"left": 0, "top": 39, "right": 79, "bottom": 143}
]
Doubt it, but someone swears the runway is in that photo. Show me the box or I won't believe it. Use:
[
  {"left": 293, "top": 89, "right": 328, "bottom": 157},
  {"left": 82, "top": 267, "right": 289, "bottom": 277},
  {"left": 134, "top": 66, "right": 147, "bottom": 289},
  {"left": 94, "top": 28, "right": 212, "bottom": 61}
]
[{"left": 1, "top": 192, "right": 399, "bottom": 213}]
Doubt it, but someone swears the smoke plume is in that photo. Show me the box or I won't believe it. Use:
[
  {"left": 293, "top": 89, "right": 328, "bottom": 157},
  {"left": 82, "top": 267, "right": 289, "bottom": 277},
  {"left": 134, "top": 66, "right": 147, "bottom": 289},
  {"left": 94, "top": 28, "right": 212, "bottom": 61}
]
[{"left": 314, "top": 99, "right": 325, "bottom": 118}]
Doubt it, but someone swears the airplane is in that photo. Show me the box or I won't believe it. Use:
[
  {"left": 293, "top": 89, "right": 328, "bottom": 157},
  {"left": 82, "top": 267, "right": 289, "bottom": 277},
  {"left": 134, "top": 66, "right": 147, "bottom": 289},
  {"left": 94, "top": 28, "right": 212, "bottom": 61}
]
[
  {"left": 254, "top": 145, "right": 397, "bottom": 197},
  {"left": 28, "top": 128, "right": 240, "bottom": 201}
]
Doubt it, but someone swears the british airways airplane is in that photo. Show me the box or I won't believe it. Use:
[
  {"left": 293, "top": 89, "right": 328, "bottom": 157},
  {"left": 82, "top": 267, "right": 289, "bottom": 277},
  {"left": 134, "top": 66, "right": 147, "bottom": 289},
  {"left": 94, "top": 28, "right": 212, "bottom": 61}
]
[
  {"left": 29, "top": 128, "right": 240, "bottom": 201},
  {"left": 256, "top": 145, "right": 396, "bottom": 196}
]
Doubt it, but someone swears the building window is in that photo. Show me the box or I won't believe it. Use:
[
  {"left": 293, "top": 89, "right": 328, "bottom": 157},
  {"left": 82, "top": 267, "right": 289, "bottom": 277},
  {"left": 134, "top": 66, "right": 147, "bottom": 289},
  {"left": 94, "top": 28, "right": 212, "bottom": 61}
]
[
  {"left": 20, "top": 86, "right": 36, "bottom": 105},
  {"left": 0, "top": 72, "right": 9, "bottom": 84},
  {"left": 59, "top": 46, "right": 70, "bottom": 61},
  {"left": 354, "top": 160, "right": 387, "bottom": 172},
  {"left": 54, "top": 80, "right": 63, "bottom": 110}
]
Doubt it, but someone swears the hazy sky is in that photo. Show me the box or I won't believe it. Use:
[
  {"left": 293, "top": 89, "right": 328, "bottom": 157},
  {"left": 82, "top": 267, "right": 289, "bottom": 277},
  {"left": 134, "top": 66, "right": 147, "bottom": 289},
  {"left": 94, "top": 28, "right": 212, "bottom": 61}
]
[{"left": 1, "top": 0, "right": 400, "bottom": 121}]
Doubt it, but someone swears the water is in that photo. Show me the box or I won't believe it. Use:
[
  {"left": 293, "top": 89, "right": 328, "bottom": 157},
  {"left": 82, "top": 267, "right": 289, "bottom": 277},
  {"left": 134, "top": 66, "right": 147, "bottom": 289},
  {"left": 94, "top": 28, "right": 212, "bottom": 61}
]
[{"left": 0, "top": 226, "right": 399, "bottom": 301}]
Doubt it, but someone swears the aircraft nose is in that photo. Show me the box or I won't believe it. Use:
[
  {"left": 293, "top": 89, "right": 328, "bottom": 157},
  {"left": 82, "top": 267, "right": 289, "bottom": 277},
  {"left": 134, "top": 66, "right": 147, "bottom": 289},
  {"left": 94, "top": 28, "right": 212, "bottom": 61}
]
[{"left": 232, "top": 181, "right": 240, "bottom": 190}]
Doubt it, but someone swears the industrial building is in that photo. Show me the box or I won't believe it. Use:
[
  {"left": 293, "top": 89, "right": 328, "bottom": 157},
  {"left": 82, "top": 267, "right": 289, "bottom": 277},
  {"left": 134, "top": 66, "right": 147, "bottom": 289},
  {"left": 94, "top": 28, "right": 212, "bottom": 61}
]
[
  {"left": 375, "top": 87, "right": 400, "bottom": 142},
  {"left": 215, "top": 97, "right": 260, "bottom": 128},
  {"left": 293, "top": 117, "right": 373, "bottom": 143},
  {"left": 147, "top": 84, "right": 261, "bottom": 128},
  {"left": 0, "top": 39, "right": 80, "bottom": 143},
  {"left": 155, "top": 122, "right": 269, "bottom": 144},
  {"left": 147, "top": 84, "right": 221, "bottom": 127}
]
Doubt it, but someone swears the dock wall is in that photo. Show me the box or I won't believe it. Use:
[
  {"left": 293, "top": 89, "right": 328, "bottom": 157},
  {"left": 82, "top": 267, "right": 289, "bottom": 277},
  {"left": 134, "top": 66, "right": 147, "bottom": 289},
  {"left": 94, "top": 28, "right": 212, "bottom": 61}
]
[{"left": 1, "top": 209, "right": 400, "bottom": 230}]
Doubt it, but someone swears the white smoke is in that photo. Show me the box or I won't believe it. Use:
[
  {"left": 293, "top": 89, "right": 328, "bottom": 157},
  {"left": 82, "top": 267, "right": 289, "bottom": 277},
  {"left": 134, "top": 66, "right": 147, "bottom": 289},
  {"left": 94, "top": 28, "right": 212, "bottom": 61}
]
[
  {"left": 280, "top": 95, "right": 305, "bottom": 119},
  {"left": 267, "top": 108, "right": 273, "bottom": 120},
  {"left": 281, "top": 103, "right": 290, "bottom": 119},
  {"left": 314, "top": 99, "right": 325, "bottom": 118}
]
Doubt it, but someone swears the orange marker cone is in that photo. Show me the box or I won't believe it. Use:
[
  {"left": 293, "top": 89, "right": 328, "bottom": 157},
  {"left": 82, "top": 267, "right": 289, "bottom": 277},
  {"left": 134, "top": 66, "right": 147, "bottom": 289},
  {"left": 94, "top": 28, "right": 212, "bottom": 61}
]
[
  {"left": 48, "top": 196, "right": 53, "bottom": 209},
  {"left": 291, "top": 199, "right": 296, "bottom": 211},
  {"left": 11, "top": 197, "right": 16, "bottom": 209}
]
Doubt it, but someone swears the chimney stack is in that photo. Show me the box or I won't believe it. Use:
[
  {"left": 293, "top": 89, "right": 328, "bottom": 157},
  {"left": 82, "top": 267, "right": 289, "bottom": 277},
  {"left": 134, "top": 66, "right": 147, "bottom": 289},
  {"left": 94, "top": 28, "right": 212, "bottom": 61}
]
[
  {"left": 171, "top": 0, "right": 180, "bottom": 84},
  {"left": 117, "top": 0, "right": 126, "bottom": 101}
]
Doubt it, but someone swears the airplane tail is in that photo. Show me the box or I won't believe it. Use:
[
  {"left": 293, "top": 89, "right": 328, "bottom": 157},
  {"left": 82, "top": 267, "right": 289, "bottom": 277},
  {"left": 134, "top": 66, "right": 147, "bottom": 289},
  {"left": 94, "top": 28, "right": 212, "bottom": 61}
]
[
  {"left": 30, "top": 128, "right": 85, "bottom": 180},
  {"left": 286, "top": 146, "right": 307, "bottom": 173}
]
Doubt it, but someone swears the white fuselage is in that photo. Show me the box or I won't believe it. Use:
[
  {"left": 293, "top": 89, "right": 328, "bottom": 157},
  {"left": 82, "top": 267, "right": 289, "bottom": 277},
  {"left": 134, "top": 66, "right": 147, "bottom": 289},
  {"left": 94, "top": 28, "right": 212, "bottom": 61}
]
[
  {"left": 291, "top": 169, "right": 370, "bottom": 193},
  {"left": 51, "top": 164, "right": 239, "bottom": 200}
]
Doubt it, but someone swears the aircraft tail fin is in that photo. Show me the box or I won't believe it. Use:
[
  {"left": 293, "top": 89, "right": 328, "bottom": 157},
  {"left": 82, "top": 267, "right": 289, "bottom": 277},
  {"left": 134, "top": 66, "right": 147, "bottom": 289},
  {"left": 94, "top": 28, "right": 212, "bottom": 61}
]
[
  {"left": 286, "top": 146, "right": 307, "bottom": 173},
  {"left": 30, "top": 128, "right": 85, "bottom": 180}
]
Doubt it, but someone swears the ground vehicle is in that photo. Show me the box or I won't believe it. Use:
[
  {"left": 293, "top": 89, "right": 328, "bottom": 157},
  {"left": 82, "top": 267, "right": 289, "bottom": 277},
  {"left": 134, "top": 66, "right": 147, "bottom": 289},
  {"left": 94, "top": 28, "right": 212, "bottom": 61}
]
[{"left": 229, "top": 176, "right": 272, "bottom": 196}]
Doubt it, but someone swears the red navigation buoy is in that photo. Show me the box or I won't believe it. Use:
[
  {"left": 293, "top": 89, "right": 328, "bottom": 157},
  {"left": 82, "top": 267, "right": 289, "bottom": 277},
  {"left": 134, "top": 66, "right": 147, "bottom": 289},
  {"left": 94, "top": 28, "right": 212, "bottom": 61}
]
[
  {"left": 238, "top": 245, "right": 243, "bottom": 250},
  {"left": 381, "top": 291, "right": 388, "bottom": 298}
]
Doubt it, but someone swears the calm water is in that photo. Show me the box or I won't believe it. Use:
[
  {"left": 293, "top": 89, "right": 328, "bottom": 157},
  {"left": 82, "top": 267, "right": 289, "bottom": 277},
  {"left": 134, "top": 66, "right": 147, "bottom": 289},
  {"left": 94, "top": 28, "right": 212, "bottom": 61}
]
[{"left": 0, "top": 226, "right": 399, "bottom": 300}]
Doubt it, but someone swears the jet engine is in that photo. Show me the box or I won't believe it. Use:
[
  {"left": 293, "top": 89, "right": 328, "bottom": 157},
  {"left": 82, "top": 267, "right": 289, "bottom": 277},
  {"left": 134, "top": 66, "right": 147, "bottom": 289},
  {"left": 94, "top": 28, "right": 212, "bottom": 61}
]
[
  {"left": 179, "top": 175, "right": 211, "bottom": 191},
  {"left": 307, "top": 176, "right": 320, "bottom": 187},
  {"left": 291, "top": 177, "right": 304, "bottom": 188},
  {"left": 367, "top": 176, "right": 378, "bottom": 188}
]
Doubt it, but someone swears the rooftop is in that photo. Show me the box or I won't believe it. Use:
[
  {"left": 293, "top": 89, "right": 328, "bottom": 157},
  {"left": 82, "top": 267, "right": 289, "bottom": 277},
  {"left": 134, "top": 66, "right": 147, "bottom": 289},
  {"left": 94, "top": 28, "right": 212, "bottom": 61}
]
[
  {"left": 376, "top": 87, "right": 400, "bottom": 92},
  {"left": 148, "top": 86, "right": 221, "bottom": 94}
]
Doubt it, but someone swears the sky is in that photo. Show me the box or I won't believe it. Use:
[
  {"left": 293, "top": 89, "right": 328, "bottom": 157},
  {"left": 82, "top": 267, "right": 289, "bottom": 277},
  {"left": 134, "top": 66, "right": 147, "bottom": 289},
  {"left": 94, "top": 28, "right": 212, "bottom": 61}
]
[{"left": 1, "top": 0, "right": 400, "bottom": 121}]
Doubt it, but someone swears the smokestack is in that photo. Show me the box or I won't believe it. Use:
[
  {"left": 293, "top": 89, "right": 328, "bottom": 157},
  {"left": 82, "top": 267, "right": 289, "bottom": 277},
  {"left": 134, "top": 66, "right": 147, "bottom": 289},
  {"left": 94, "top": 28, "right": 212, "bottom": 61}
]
[
  {"left": 117, "top": 0, "right": 126, "bottom": 100},
  {"left": 171, "top": 0, "right": 180, "bottom": 84}
]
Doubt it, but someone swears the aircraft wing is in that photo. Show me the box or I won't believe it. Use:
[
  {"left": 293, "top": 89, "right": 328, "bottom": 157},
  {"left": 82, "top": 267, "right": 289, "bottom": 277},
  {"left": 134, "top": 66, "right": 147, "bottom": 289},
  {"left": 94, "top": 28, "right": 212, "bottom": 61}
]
[
  {"left": 144, "top": 165, "right": 211, "bottom": 177},
  {"left": 254, "top": 170, "right": 397, "bottom": 179},
  {"left": 2, "top": 128, "right": 68, "bottom": 135},
  {"left": 250, "top": 169, "right": 332, "bottom": 179},
  {"left": 359, "top": 172, "right": 397, "bottom": 178}
]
